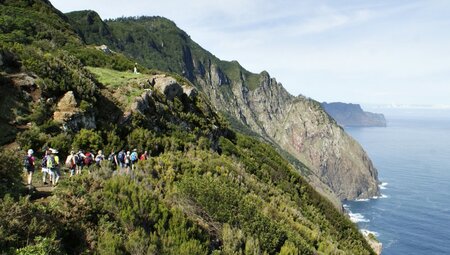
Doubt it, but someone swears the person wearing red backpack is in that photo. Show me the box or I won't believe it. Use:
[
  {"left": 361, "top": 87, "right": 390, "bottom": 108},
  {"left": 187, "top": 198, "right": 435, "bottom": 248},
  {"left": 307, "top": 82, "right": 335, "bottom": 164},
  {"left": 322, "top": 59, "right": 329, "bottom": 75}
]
[
  {"left": 84, "top": 151, "right": 94, "bottom": 166},
  {"left": 140, "top": 150, "right": 148, "bottom": 161}
]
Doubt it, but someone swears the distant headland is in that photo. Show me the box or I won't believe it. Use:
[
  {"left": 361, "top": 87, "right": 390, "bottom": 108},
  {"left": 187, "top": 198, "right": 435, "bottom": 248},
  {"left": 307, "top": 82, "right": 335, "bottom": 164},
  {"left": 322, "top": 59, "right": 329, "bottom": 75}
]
[{"left": 322, "top": 102, "right": 387, "bottom": 127}]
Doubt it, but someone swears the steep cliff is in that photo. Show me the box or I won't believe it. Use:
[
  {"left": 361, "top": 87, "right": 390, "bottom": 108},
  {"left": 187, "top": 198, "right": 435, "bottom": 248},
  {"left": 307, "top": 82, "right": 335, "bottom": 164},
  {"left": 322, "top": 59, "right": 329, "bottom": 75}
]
[
  {"left": 322, "top": 102, "right": 387, "bottom": 127},
  {"left": 196, "top": 70, "right": 380, "bottom": 200},
  {"left": 66, "top": 14, "right": 380, "bottom": 201},
  {"left": 0, "top": 1, "right": 379, "bottom": 253}
]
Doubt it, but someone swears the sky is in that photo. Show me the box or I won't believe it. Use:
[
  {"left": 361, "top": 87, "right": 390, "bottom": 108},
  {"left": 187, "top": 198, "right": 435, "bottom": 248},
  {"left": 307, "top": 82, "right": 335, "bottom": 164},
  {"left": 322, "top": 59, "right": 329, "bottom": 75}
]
[{"left": 50, "top": 0, "right": 450, "bottom": 107}]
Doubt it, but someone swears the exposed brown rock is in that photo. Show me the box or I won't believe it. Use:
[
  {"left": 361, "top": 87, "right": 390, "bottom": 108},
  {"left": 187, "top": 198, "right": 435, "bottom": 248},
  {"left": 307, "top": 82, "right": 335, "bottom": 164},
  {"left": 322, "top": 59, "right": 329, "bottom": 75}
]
[
  {"left": 182, "top": 85, "right": 197, "bottom": 99},
  {"left": 53, "top": 91, "right": 96, "bottom": 130},
  {"left": 53, "top": 91, "right": 79, "bottom": 122},
  {"left": 130, "top": 90, "right": 154, "bottom": 115},
  {"left": 7, "top": 73, "right": 37, "bottom": 89},
  {"left": 153, "top": 75, "right": 183, "bottom": 100},
  {"left": 194, "top": 65, "right": 380, "bottom": 205}
]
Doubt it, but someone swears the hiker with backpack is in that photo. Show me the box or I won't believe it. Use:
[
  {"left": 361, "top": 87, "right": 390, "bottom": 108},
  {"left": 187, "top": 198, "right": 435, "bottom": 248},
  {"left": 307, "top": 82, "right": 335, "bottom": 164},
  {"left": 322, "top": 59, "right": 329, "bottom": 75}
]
[
  {"left": 41, "top": 149, "right": 50, "bottom": 185},
  {"left": 117, "top": 149, "right": 126, "bottom": 172},
  {"left": 75, "top": 150, "right": 85, "bottom": 175},
  {"left": 47, "top": 148, "right": 60, "bottom": 186},
  {"left": 24, "top": 149, "right": 35, "bottom": 188},
  {"left": 65, "top": 151, "right": 76, "bottom": 177},
  {"left": 130, "top": 149, "right": 139, "bottom": 170},
  {"left": 125, "top": 151, "right": 131, "bottom": 174},
  {"left": 45, "top": 149, "right": 55, "bottom": 185},
  {"left": 95, "top": 150, "right": 105, "bottom": 166},
  {"left": 108, "top": 151, "right": 118, "bottom": 170},
  {"left": 84, "top": 151, "right": 94, "bottom": 168},
  {"left": 140, "top": 150, "right": 149, "bottom": 161}
]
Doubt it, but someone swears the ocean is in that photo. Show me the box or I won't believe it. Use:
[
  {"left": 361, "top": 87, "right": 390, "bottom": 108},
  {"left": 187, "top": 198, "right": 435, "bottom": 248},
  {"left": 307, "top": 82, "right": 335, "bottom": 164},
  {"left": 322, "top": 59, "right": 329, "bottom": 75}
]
[{"left": 344, "top": 110, "right": 450, "bottom": 255}]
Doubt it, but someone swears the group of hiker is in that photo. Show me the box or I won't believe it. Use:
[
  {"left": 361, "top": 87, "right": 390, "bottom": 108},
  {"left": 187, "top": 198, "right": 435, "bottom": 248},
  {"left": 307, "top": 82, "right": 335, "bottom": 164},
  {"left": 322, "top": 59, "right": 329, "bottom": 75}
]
[{"left": 23, "top": 147, "right": 150, "bottom": 188}]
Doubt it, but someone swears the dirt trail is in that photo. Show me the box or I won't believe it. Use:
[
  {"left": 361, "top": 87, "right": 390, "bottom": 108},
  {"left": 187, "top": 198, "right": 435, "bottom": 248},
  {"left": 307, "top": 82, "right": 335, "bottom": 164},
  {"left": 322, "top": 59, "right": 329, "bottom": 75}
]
[{"left": 27, "top": 173, "right": 68, "bottom": 201}]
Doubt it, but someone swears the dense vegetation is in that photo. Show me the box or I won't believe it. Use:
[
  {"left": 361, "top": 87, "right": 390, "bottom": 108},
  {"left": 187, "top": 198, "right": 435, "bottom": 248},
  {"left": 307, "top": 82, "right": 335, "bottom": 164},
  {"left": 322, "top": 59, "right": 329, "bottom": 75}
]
[
  {"left": 0, "top": 1, "right": 375, "bottom": 254},
  {"left": 65, "top": 11, "right": 262, "bottom": 91},
  {"left": 0, "top": 134, "right": 374, "bottom": 254}
]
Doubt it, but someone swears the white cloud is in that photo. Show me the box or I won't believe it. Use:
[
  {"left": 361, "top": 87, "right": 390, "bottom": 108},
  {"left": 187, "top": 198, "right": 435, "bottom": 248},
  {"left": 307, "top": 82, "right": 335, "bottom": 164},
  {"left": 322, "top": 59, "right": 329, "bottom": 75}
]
[{"left": 49, "top": 0, "right": 450, "bottom": 105}]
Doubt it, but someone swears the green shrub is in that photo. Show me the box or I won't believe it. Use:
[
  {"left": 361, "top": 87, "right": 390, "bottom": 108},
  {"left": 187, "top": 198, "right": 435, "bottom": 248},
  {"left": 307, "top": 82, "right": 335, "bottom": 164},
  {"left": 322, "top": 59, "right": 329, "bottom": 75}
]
[
  {"left": 97, "top": 228, "right": 125, "bottom": 255},
  {"left": 48, "top": 133, "right": 73, "bottom": 159},
  {"left": 28, "top": 102, "right": 51, "bottom": 126},
  {"left": 72, "top": 129, "right": 103, "bottom": 151},
  {"left": 126, "top": 127, "right": 155, "bottom": 152},
  {"left": 15, "top": 236, "right": 63, "bottom": 255},
  {"left": 0, "top": 149, "right": 23, "bottom": 198},
  {"left": 279, "top": 241, "right": 299, "bottom": 255},
  {"left": 103, "top": 130, "right": 124, "bottom": 154},
  {"left": 0, "top": 196, "right": 61, "bottom": 252},
  {"left": 16, "top": 125, "right": 49, "bottom": 152}
]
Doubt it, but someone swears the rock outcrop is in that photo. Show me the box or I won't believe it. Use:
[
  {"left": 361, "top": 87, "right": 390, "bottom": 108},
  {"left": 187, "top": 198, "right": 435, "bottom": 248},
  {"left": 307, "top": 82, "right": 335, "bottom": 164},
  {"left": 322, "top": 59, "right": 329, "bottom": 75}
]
[
  {"left": 130, "top": 90, "right": 155, "bottom": 115},
  {"left": 95, "top": 44, "right": 112, "bottom": 54},
  {"left": 194, "top": 69, "right": 380, "bottom": 201},
  {"left": 53, "top": 91, "right": 96, "bottom": 130},
  {"left": 53, "top": 91, "right": 79, "bottom": 122},
  {"left": 153, "top": 75, "right": 183, "bottom": 100},
  {"left": 361, "top": 230, "right": 383, "bottom": 255},
  {"left": 182, "top": 85, "right": 198, "bottom": 99},
  {"left": 322, "top": 102, "right": 387, "bottom": 127}
]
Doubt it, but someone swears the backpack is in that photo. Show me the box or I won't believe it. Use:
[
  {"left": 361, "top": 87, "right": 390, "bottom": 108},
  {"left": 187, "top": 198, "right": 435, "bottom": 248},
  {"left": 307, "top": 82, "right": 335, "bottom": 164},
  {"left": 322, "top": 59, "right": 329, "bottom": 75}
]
[
  {"left": 75, "top": 154, "right": 83, "bottom": 165},
  {"left": 41, "top": 156, "right": 48, "bottom": 168},
  {"left": 108, "top": 154, "right": 116, "bottom": 165},
  {"left": 54, "top": 155, "right": 60, "bottom": 167},
  {"left": 23, "top": 156, "right": 31, "bottom": 169},
  {"left": 95, "top": 155, "right": 103, "bottom": 166},
  {"left": 47, "top": 155, "right": 56, "bottom": 169},
  {"left": 84, "top": 152, "right": 93, "bottom": 166},
  {"left": 130, "top": 152, "right": 138, "bottom": 162},
  {"left": 117, "top": 151, "right": 125, "bottom": 163}
]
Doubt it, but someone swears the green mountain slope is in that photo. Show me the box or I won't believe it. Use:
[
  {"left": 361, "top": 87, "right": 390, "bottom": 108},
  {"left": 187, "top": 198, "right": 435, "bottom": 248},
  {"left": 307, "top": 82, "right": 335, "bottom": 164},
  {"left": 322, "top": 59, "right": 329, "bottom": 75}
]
[
  {"left": 0, "top": 1, "right": 376, "bottom": 254},
  {"left": 66, "top": 11, "right": 380, "bottom": 203}
]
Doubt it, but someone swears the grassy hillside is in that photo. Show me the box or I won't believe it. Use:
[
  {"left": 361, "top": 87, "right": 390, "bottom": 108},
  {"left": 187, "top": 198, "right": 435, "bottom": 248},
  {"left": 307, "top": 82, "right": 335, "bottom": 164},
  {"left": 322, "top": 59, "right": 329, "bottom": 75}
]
[
  {"left": 65, "top": 12, "right": 262, "bottom": 91},
  {"left": 0, "top": 1, "right": 375, "bottom": 254}
]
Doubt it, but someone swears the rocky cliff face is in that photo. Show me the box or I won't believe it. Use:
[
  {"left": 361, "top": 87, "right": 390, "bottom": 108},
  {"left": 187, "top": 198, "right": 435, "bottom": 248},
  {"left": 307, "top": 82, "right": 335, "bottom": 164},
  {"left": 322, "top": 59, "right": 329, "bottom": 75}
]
[
  {"left": 322, "top": 102, "right": 387, "bottom": 127},
  {"left": 67, "top": 13, "right": 380, "bottom": 201},
  {"left": 194, "top": 69, "right": 380, "bottom": 200}
]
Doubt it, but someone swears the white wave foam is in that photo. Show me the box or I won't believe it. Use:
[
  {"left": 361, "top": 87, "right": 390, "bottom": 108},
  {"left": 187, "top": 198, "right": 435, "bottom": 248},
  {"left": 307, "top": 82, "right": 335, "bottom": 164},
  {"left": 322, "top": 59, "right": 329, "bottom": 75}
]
[
  {"left": 355, "top": 198, "right": 370, "bottom": 202},
  {"left": 349, "top": 212, "right": 370, "bottom": 223},
  {"left": 371, "top": 193, "right": 389, "bottom": 199},
  {"left": 343, "top": 204, "right": 350, "bottom": 208},
  {"left": 379, "top": 182, "right": 388, "bottom": 190}
]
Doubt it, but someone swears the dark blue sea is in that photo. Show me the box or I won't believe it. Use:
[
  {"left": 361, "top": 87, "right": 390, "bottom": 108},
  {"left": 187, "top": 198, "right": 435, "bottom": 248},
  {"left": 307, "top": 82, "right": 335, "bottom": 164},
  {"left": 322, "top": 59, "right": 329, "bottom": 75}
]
[{"left": 344, "top": 110, "right": 450, "bottom": 255}]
